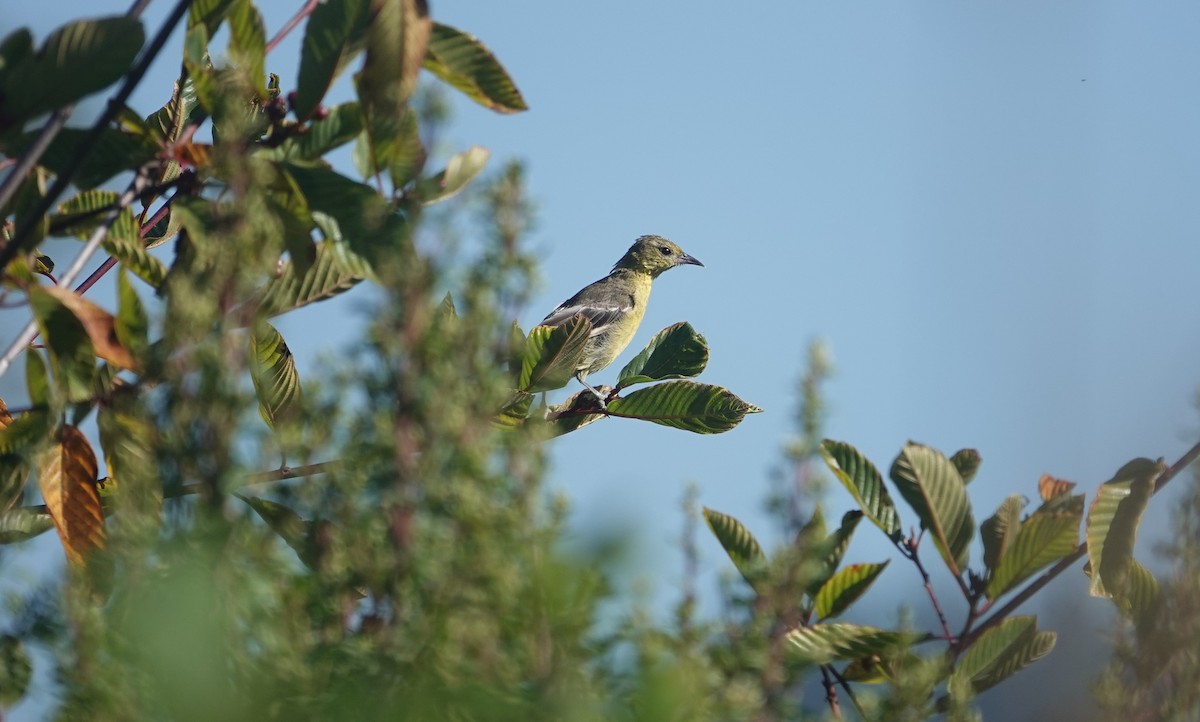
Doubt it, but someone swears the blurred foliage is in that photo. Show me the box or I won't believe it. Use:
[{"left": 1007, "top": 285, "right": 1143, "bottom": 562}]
[{"left": 0, "top": 2, "right": 1197, "bottom": 721}]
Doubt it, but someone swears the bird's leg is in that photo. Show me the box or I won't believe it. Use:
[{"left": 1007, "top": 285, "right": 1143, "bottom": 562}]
[{"left": 575, "top": 374, "right": 608, "bottom": 410}]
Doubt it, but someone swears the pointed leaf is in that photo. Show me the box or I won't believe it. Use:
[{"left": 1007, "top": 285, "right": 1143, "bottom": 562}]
[
  {"left": 189, "top": 0, "right": 237, "bottom": 35},
  {"left": 819, "top": 440, "right": 902, "bottom": 540},
  {"left": 814, "top": 561, "right": 890, "bottom": 620},
  {"left": 949, "top": 616, "right": 1055, "bottom": 697},
  {"left": 1086, "top": 458, "right": 1162, "bottom": 602},
  {"left": 0, "top": 17, "right": 145, "bottom": 129},
  {"left": 980, "top": 494, "right": 1025, "bottom": 573},
  {"left": 702, "top": 507, "right": 766, "bottom": 588},
  {"left": 423, "top": 22, "right": 528, "bottom": 114},
  {"left": 227, "top": 0, "right": 267, "bottom": 98},
  {"left": 494, "top": 391, "right": 533, "bottom": 429},
  {"left": 890, "top": 443, "right": 975, "bottom": 574},
  {"left": 415, "top": 146, "right": 491, "bottom": 206},
  {"left": 253, "top": 240, "right": 373, "bottom": 317},
  {"left": 606, "top": 381, "right": 761, "bottom": 434},
  {"left": 616, "top": 322, "right": 708, "bottom": 388},
  {"left": 249, "top": 323, "right": 302, "bottom": 430},
  {"left": 272, "top": 102, "right": 364, "bottom": 161},
  {"left": 986, "top": 494, "right": 1082, "bottom": 599},
  {"left": 519, "top": 317, "right": 591, "bottom": 393},
  {"left": 806, "top": 510, "right": 864, "bottom": 596},
  {"left": 358, "top": 0, "right": 430, "bottom": 182},
  {"left": 37, "top": 425, "right": 105, "bottom": 565},
  {"left": 786, "top": 624, "right": 906, "bottom": 665},
  {"left": 294, "top": 0, "right": 370, "bottom": 119}
]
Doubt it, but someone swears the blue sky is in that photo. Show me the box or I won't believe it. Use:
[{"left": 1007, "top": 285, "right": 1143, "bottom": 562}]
[{"left": 5, "top": 1, "right": 1200, "bottom": 717}]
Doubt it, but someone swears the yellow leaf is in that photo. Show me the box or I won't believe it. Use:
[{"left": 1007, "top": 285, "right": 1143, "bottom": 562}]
[
  {"left": 0, "top": 398, "right": 11, "bottom": 431},
  {"left": 37, "top": 426, "right": 105, "bottom": 565}
]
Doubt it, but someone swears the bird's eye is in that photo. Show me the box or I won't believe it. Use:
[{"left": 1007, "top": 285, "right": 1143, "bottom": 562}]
[{"left": 658, "top": 246, "right": 672, "bottom": 256}]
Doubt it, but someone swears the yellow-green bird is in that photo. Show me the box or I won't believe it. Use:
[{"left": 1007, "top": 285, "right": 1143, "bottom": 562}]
[{"left": 539, "top": 234, "right": 703, "bottom": 405}]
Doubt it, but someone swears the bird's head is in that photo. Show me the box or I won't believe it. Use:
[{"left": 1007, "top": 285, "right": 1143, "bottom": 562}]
[{"left": 614, "top": 235, "right": 704, "bottom": 277}]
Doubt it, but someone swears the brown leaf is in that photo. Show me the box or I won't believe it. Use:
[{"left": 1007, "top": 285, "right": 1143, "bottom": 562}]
[
  {"left": 39, "top": 286, "right": 138, "bottom": 370},
  {"left": 0, "top": 398, "right": 10, "bottom": 431},
  {"left": 1037, "top": 474, "right": 1076, "bottom": 502},
  {"left": 37, "top": 425, "right": 105, "bottom": 565}
]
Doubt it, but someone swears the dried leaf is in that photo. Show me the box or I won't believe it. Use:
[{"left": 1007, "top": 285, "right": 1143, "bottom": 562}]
[{"left": 37, "top": 425, "right": 105, "bottom": 564}]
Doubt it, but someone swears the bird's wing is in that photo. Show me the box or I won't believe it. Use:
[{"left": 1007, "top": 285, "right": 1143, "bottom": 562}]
[{"left": 541, "top": 297, "right": 631, "bottom": 338}]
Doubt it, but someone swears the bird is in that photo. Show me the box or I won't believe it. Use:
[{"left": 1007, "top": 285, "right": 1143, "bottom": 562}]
[{"left": 539, "top": 234, "right": 703, "bottom": 406}]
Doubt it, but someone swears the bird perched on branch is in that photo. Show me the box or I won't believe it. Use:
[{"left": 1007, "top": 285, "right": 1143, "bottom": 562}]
[{"left": 539, "top": 234, "right": 703, "bottom": 406}]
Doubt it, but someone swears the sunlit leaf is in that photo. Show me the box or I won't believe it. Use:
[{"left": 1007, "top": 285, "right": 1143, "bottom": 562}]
[
  {"left": 702, "top": 507, "right": 766, "bottom": 588},
  {"left": 814, "top": 561, "right": 890, "bottom": 620},
  {"left": 786, "top": 624, "right": 906, "bottom": 666},
  {"left": 227, "top": 0, "right": 266, "bottom": 98},
  {"left": 36, "top": 425, "right": 105, "bottom": 565},
  {"left": 890, "top": 443, "right": 975, "bottom": 574},
  {"left": 986, "top": 494, "right": 1082, "bottom": 600},
  {"left": 1037, "top": 474, "right": 1076, "bottom": 503},
  {"left": 0, "top": 506, "right": 54, "bottom": 544},
  {"left": 1086, "top": 458, "right": 1162, "bottom": 604},
  {"left": 606, "top": 381, "right": 761, "bottom": 434},
  {"left": 819, "top": 440, "right": 902, "bottom": 541},
  {"left": 806, "top": 510, "right": 863, "bottom": 596},
  {"left": 34, "top": 286, "right": 137, "bottom": 370},
  {"left": 254, "top": 241, "right": 374, "bottom": 317},
  {"left": 948, "top": 616, "right": 1055, "bottom": 698},
  {"left": 249, "top": 322, "right": 301, "bottom": 430},
  {"left": 423, "top": 22, "right": 528, "bottom": 114},
  {"left": 980, "top": 494, "right": 1024, "bottom": 574},
  {"left": 414, "top": 146, "right": 490, "bottom": 205},
  {"left": 616, "top": 322, "right": 708, "bottom": 388},
  {"left": 518, "top": 317, "right": 590, "bottom": 393}
]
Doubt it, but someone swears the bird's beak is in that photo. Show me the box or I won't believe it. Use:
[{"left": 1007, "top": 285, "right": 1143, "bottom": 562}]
[{"left": 679, "top": 253, "right": 704, "bottom": 267}]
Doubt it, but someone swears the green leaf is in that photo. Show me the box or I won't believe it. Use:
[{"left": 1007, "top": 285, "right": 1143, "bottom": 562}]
[
  {"left": 358, "top": 0, "right": 430, "bottom": 185},
  {"left": 615, "top": 322, "right": 708, "bottom": 388},
  {"left": 414, "top": 146, "right": 491, "bottom": 205},
  {"left": 702, "top": 507, "right": 766, "bottom": 588},
  {"left": 1086, "top": 458, "right": 1162, "bottom": 603},
  {"left": 542, "top": 391, "right": 606, "bottom": 437},
  {"left": 0, "top": 29, "right": 34, "bottom": 79},
  {"left": 278, "top": 162, "right": 395, "bottom": 261},
  {"left": 785, "top": 624, "right": 906, "bottom": 666},
  {"left": 189, "top": 0, "right": 237, "bottom": 36},
  {"left": 29, "top": 287, "right": 97, "bottom": 403},
  {"left": 518, "top": 317, "right": 591, "bottom": 393},
  {"left": 254, "top": 241, "right": 374, "bottom": 317},
  {"left": 249, "top": 323, "right": 302, "bottom": 430},
  {"left": 819, "top": 440, "right": 902, "bottom": 541},
  {"left": 266, "top": 192, "right": 317, "bottom": 278},
  {"left": 115, "top": 268, "right": 149, "bottom": 361},
  {"left": 805, "top": 510, "right": 863, "bottom": 596},
  {"left": 986, "top": 494, "right": 1082, "bottom": 600},
  {"left": 890, "top": 443, "right": 975, "bottom": 575},
  {"left": 0, "top": 410, "right": 55, "bottom": 457},
  {"left": 0, "top": 505, "right": 55, "bottom": 544},
  {"left": 1122, "top": 560, "right": 1160, "bottom": 625},
  {"left": 606, "top": 381, "right": 761, "bottom": 434},
  {"left": 227, "top": 0, "right": 267, "bottom": 98},
  {"left": 294, "top": 0, "right": 370, "bottom": 119},
  {"left": 814, "top": 561, "right": 890, "bottom": 620},
  {"left": 103, "top": 233, "right": 168, "bottom": 289},
  {"left": 271, "top": 102, "right": 365, "bottom": 162},
  {"left": 948, "top": 616, "right": 1055, "bottom": 697},
  {"left": 423, "top": 22, "right": 528, "bottom": 114},
  {"left": 0, "top": 17, "right": 145, "bottom": 131},
  {"left": 950, "top": 448, "right": 982, "bottom": 485},
  {"left": 980, "top": 494, "right": 1024, "bottom": 574},
  {"left": 25, "top": 350, "right": 51, "bottom": 409}
]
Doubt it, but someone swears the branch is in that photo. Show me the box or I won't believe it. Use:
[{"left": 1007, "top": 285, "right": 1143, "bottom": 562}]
[{"left": 964, "top": 438, "right": 1200, "bottom": 647}]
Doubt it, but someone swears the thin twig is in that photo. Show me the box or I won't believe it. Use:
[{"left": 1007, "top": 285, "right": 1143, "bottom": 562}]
[
  {"left": 0, "top": 0, "right": 193, "bottom": 275},
  {"left": 826, "top": 663, "right": 867, "bottom": 720},
  {"left": 904, "top": 536, "right": 955, "bottom": 641},
  {"left": 820, "top": 665, "right": 842, "bottom": 719},
  {"left": 266, "top": 0, "right": 321, "bottom": 54},
  {"left": 964, "top": 438, "right": 1200, "bottom": 647}
]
